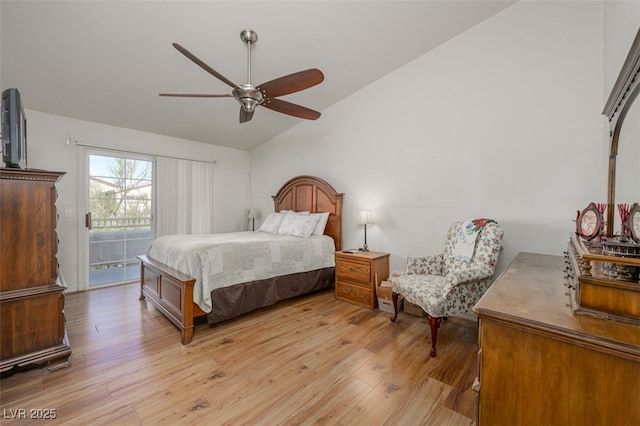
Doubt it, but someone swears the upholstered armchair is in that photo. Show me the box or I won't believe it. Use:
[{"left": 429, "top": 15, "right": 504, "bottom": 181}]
[{"left": 391, "top": 220, "right": 504, "bottom": 357}]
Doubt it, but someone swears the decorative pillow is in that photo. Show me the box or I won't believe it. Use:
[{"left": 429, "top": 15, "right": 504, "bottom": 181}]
[
  {"left": 277, "top": 213, "right": 321, "bottom": 238},
  {"left": 282, "top": 210, "right": 310, "bottom": 216},
  {"left": 258, "top": 212, "right": 284, "bottom": 234},
  {"left": 311, "top": 212, "right": 330, "bottom": 236}
]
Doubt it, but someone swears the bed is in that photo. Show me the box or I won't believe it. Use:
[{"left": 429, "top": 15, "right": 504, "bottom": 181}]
[{"left": 138, "top": 175, "right": 344, "bottom": 344}]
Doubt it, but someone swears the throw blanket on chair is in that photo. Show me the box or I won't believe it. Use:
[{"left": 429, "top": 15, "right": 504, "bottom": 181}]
[{"left": 454, "top": 218, "right": 496, "bottom": 261}]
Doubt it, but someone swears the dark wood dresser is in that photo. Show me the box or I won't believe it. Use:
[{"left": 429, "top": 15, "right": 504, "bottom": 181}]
[
  {"left": 473, "top": 252, "right": 640, "bottom": 425},
  {"left": 0, "top": 168, "right": 71, "bottom": 374}
]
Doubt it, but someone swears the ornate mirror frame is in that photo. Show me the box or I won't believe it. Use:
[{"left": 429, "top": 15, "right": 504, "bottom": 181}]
[
  {"left": 602, "top": 28, "right": 640, "bottom": 237},
  {"left": 577, "top": 202, "right": 603, "bottom": 240}
]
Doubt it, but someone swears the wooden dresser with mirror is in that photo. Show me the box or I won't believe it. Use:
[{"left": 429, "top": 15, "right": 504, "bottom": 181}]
[
  {"left": 474, "top": 28, "right": 640, "bottom": 425},
  {"left": 567, "top": 24, "right": 640, "bottom": 325}
]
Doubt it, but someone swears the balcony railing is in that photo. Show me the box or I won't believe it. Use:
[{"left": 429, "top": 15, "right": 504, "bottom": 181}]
[
  {"left": 89, "top": 216, "right": 152, "bottom": 286},
  {"left": 91, "top": 216, "right": 152, "bottom": 230}
]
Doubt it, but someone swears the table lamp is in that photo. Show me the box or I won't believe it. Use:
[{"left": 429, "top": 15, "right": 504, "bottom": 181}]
[
  {"left": 247, "top": 209, "right": 258, "bottom": 231},
  {"left": 359, "top": 210, "right": 373, "bottom": 252}
]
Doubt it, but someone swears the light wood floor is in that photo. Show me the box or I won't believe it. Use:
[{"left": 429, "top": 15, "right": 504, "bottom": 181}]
[{"left": 0, "top": 283, "right": 479, "bottom": 425}]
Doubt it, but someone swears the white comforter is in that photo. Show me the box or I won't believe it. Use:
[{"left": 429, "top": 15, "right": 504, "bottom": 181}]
[{"left": 146, "top": 231, "right": 336, "bottom": 312}]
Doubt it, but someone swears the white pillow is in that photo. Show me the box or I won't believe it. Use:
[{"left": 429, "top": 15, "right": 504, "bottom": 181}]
[
  {"left": 258, "top": 212, "right": 284, "bottom": 233},
  {"left": 311, "top": 212, "right": 330, "bottom": 236},
  {"left": 277, "top": 213, "right": 321, "bottom": 238},
  {"left": 282, "top": 210, "right": 310, "bottom": 216}
]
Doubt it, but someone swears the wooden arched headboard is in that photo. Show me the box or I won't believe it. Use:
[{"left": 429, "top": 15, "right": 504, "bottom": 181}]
[{"left": 272, "top": 175, "right": 345, "bottom": 251}]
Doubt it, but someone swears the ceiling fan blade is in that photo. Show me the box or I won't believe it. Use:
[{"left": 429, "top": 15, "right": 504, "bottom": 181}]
[
  {"left": 172, "top": 43, "right": 238, "bottom": 89},
  {"left": 262, "top": 98, "right": 321, "bottom": 120},
  {"left": 159, "top": 93, "right": 232, "bottom": 98},
  {"left": 257, "top": 69, "right": 324, "bottom": 98},
  {"left": 239, "top": 107, "right": 254, "bottom": 123}
]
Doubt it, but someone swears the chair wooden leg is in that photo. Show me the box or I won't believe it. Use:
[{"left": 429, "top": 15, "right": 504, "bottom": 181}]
[
  {"left": 391, "top": 292, "right": 399, "bottom": 322},
  {"left": 428, "top": 316, "right": 443, "bottom": 357}
]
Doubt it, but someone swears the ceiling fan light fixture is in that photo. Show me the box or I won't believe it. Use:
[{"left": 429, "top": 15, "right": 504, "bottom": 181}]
[
  {"left": 233, "top": 84, "right": 264, "bottom": 113},
  {"left": 240, "top": 98, "right": 259, "bottom": 113}
]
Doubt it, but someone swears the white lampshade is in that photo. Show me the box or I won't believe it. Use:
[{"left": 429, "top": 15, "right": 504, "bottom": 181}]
[
  {"left": 359, "top": 210, "right": 373, "bottom": 225},
  {"left": 247, "top": 209, "right": 258, "bottom": 220}
]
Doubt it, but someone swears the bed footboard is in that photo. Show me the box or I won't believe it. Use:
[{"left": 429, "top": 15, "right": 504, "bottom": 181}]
[{"left": 138, "top": 255, "right": 205, "bottom": 344}]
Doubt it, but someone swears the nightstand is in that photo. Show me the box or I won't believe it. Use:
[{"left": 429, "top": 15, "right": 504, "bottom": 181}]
[{"left": 335, "top": 251, "right": 390, "bottom": 309}]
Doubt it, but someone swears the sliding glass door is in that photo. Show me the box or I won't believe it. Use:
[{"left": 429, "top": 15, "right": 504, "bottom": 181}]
[{"left": 87, "top": 153, "right": 153, "bottom": 287}]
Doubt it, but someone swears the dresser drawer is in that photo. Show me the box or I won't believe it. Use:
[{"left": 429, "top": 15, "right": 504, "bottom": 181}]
[
  {"left": 336, "top": 258, "right": 370, "bottom": 284},
  {"left": 335, "top": 280, "right": 373, "bottom": 308}
]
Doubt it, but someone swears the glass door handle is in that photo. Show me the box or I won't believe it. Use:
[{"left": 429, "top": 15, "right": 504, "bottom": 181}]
[{"left": 85, "top": 212, "right": 92, "bottom": 229}]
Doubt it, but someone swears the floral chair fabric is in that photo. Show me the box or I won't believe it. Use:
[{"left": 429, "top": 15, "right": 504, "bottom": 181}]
[{"left": 391, "top": 220, "right": 504, "bottom": 357}]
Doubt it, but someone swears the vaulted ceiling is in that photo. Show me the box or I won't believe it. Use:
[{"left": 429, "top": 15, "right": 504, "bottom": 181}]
[{"left": 1, "top": 1, "right": 514, "bottom": 150}]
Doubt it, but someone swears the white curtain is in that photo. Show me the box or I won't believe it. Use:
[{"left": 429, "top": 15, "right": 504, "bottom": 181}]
[{"left": 156, "top": 157, "right": 214, "bottom": 236}]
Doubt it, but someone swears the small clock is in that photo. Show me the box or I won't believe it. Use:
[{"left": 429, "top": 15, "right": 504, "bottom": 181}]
[
  {"left": 628, "top": 203, "right": 640, "bottom": 243},
  {"left": 576, "top": 202, "right": 602, "bottom": 240}
]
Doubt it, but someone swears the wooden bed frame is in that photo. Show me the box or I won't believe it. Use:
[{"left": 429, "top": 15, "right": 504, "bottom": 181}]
[{"left": 138, "top": 175, "right": 344, "bottom": 344}]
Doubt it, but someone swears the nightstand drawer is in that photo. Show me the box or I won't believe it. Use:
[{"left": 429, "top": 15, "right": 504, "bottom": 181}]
[
  {"left": 335, "top": 280, "right": 373, "bottom": 308},
  {"left": 336, "top": 259, "right": 370, "bottom": 283}
]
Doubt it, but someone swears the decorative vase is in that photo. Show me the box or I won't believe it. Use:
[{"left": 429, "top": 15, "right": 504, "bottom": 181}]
[
  {"left": 618, "top": 203, "right": 631, "bottom": 240},
  {"left": 596, "top": 203, "right": 607, "bottom": 241}
]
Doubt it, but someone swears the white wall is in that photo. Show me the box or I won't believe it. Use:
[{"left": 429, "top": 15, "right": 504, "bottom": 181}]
[
  {"left": 250, "top": 1, "right": 606, "bottom": 276},
  {"left": 26, "top": 111, "right": 251, "bottom": 292},
  {"left": 603, "top": 1, "right": 640, "bottom": 95}
]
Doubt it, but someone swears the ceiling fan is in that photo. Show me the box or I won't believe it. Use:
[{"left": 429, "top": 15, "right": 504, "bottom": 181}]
[{"left": 160, "top": 29, "right": 324, "bottom": 124}]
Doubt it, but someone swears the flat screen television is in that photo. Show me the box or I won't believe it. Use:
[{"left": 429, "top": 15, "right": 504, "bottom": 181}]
[{"left": 1, "top": 88, "right": 28, "bottom": 169}]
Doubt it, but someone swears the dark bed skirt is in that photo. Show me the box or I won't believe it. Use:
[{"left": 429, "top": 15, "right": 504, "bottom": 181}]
[{"left": 206, "top": 267, "right": 335, "bottom": 324}]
